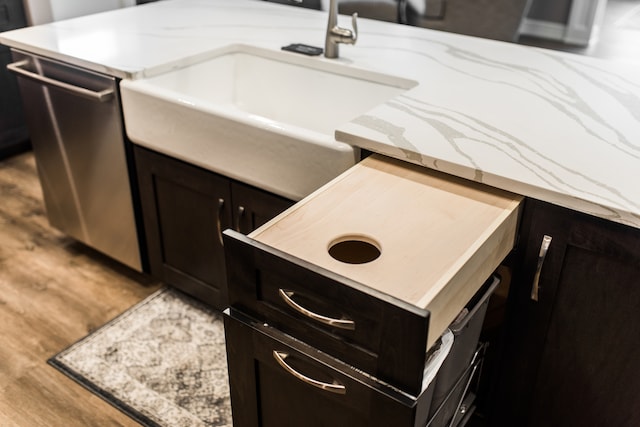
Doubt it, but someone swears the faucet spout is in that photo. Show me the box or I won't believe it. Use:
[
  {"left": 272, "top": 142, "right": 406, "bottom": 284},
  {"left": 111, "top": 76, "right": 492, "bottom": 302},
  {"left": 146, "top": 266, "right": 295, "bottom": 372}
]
[{"left": 325, "top": 0, "right": 358, "bottom": 59}]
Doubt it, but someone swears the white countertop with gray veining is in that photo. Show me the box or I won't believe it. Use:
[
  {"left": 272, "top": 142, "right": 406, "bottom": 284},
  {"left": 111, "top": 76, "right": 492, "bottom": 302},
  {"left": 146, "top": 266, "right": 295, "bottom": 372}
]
[{"left": 2, "top": 0, "right": 639, "bottom": 228}]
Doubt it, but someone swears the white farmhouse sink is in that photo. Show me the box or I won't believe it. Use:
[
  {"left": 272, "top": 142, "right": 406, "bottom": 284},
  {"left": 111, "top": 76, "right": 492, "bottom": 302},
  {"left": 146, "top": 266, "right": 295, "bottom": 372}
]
[{"left": 121, "top": 44, "right": 417, "bottom": 200}]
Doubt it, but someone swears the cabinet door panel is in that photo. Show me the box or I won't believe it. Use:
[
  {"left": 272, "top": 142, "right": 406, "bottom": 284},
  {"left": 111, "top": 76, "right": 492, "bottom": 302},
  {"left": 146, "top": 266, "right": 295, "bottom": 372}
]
[
  {"left": 494, "top": 199, "right": 640, "bottom": 426},
  {"left": 134, "top": 146, "right": 232, "bottom": 309},
  {"left": 530, "top": 243, "right": 640, "bottom": 426},
  {"left": 155, "top": 175, "right": 225, "bottom": 283}
]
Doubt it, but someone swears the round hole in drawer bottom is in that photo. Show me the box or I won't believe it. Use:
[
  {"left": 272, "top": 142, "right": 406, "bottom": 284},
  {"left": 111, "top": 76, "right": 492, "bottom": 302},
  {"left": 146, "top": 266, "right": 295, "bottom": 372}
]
[{"left": 328, "top": 235, "right": 381, "bottom": 264}]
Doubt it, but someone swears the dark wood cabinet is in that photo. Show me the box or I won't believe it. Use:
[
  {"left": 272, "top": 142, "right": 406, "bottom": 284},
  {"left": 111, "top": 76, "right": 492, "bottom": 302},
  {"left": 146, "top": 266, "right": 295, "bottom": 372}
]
[
  {"left": 222, "top": 264, "right": 495, "bottom": 427},
  {"left": 491, "top": 198, "right": 640, "bottom": 426},
  {"left": 134, "top": 146, "right": 293, "bottom": 310},
  {"left": 221, "top": 155, "right": 523, "bottom": 426},
  {"left": 0, "top": 0, "right": 30, "bottom": 159}
]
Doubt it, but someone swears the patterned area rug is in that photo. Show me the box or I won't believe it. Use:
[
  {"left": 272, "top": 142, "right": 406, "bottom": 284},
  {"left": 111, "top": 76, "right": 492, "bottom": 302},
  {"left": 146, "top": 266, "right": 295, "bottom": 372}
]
[{"left": 49, "top": 288, "right": 232, "bottom": 427}]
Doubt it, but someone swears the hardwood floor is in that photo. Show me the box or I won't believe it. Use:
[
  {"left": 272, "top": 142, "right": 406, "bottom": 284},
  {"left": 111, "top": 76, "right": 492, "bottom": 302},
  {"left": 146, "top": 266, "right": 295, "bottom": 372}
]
[{"left": 0, "top": 152, "right": 161, "bottom": 426}]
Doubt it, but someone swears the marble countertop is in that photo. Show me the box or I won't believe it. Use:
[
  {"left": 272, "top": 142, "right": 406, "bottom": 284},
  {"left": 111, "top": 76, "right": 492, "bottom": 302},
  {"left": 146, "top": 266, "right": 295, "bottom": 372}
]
[{"left": 1, "top": 0, "right": 639, "bottom": 228}]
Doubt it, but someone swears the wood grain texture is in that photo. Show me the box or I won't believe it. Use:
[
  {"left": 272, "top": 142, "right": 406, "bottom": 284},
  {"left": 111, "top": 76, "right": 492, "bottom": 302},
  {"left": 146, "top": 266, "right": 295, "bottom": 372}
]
[
  {"left": 0, "top": 152, "right": 161, "bottom": 426},
  {"left": 251, "top": 154, "right": 522, "bottom": 348}
]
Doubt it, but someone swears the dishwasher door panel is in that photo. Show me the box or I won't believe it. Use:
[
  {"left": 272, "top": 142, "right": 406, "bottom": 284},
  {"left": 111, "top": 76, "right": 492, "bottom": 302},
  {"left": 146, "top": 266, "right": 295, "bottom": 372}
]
[{"left": 10, "top": 50, "right": 142, "bottom": 271}]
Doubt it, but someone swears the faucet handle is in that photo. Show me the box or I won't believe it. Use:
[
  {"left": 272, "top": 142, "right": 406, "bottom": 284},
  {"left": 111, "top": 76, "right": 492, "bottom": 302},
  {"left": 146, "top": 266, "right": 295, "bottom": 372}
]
[
  {"left": 332, "top": 13, "right": 358, "bottom": 44},
  {"left": 351, "top": 13, "right": 358, "bottom": 44},
  {"left": 324, "top": 2, "right": 358, "bottom": 58}
]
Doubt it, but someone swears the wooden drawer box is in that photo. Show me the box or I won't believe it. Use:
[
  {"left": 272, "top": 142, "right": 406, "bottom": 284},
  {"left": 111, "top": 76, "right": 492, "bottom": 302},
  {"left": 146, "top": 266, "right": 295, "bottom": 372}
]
[{"left": 224, "top": 154, "right": 521, "bottom": 396}]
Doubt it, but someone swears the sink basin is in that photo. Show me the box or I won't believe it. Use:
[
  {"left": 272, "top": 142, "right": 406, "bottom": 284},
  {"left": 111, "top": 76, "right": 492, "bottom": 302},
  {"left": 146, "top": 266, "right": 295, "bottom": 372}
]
[{"left": 121, "top": 44, "right": 417, "bottom": 200}]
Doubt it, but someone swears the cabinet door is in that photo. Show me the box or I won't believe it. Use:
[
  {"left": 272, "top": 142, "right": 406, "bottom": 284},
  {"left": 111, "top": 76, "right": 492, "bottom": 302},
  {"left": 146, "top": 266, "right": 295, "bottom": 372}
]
[
  {"left": 224, "top": 308, "right": 431, "bottom": 427},
  {"left": 1, "top": 46, "right": 30, "bottom": 158},
  {"left": 134, "top": 146, "right": 232, "bottom": 309},
  {"left": 1, "top": 0, "right": 30, "bottom": 156},
  {"left": 230, "top": 181, "right": 293, "bottom": 234},
  {"left": 494, "top": 199, "right": 640, "bottom": 426}
]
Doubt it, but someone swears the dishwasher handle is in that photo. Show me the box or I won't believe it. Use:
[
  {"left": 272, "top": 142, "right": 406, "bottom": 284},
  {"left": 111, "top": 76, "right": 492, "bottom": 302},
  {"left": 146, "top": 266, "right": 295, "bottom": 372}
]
[{"left": 7, "top": 60, "right": 114, "bottom": 103}]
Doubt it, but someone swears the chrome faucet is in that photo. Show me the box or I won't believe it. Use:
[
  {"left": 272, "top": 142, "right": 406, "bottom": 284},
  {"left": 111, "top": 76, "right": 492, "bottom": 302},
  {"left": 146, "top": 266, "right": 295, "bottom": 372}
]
[
  {"left": 324, "top": 0, "right": 358, "bottom": 58},
  {"left": 290, "top": 0, "right": 358, "bottom": 59}
]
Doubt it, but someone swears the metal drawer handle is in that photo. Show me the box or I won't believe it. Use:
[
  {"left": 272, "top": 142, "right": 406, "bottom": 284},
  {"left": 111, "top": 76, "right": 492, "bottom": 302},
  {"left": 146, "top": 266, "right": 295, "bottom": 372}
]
[
  {"left": 216, "top": 198, "right": 225, "bottom": 246},
  {"left": 235, "top": 205, "right": 245, "bottom": 232},
  {"left": 273, "top": 351, "right": 346, "bottom": 395},
  {"left": 531, "top": 235, "right": 552, "bottom": 302},
  {"left": 7, "top": 60, "right": 114, "bottom": 103},
  {"left": 278, "top": 289, "right": 355, "bottom": 331}
]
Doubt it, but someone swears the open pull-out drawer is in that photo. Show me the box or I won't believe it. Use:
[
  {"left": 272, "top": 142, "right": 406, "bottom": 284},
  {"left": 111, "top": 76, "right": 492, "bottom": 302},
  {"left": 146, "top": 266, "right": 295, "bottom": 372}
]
[{"left": 224, "top": 154, "right": 522, "bottom": 396}]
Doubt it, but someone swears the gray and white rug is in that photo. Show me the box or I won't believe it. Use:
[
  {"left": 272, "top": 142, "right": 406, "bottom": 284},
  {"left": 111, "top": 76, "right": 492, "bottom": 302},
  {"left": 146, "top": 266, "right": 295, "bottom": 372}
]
[{"left": 49, "top": 288, "right": 232, "bottom": 427}]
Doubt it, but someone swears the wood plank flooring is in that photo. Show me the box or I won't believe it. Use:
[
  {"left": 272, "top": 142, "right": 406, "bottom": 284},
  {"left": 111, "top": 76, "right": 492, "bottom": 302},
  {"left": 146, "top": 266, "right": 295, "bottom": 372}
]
[{"left": 0, "top": 152, "right": 161, "bottom": 426}]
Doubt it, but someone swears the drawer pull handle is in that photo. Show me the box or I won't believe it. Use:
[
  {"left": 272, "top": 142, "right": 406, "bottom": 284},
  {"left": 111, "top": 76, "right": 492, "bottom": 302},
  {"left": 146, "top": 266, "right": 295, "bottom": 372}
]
[
  {"left": 531, "top": 235, "right": 552, "bottom": 302},
  {"left": 235, "top": 205, "right": 245, "bottom": 232},
  {"left": 7, "top": 59, "right": 114, "bottom": 102},
  {"left": 278, "top": 289, "right": 355, "bottom": 330},
  {"left": 216, "top": 198, "right": 225, "bottom": 247},
  {"left": 273, "top": 351, "right": 346, "bottom": 395}
]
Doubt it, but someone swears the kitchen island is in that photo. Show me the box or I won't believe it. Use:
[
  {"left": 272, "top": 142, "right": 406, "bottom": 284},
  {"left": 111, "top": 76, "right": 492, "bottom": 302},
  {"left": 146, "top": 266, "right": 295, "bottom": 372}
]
[
  {"left": 1, "top": 0, "right": 638, "bottom": 228},
  {"left": 2, "top": 1, "right": 639, "bottom": 426}
]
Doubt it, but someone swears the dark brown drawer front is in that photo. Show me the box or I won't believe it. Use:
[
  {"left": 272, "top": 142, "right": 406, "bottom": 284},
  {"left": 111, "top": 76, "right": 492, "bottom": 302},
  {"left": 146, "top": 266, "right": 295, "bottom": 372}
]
[
  {"left": 224, "top": 308, "right": 432, "bottom": 427},
  {"left": 224, "top": 230, "right": 431, "bottom": 396}
]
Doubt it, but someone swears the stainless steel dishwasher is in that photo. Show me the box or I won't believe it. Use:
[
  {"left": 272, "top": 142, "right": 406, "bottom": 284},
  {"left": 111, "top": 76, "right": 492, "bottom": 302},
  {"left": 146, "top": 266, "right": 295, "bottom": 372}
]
[{"left": 7, "top": 49, "right": 142, "bottom": 271}]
